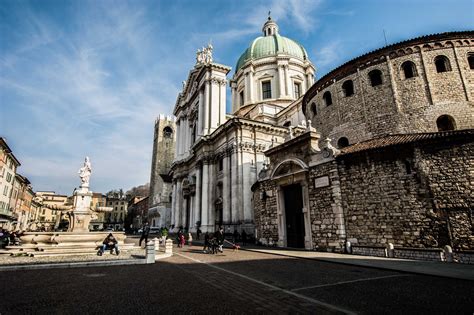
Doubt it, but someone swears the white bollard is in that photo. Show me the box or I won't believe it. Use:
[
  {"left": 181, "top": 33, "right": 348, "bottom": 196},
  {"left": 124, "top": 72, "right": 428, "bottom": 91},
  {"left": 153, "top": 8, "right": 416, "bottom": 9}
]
[
  {"left": 345, "top": 241, "right": 352, "bottom": 254},
  {"left": 164, "top": 239, "right": 173, "bottom": 254},
  {"left": 146, "top": 241, "right": 155, "bottom": 263},
  {"left": 153, "top": 237, "right": 160, "bottom": 251},
  {"left": 386, "top": 243, "right": 394, "bottom": 258}
]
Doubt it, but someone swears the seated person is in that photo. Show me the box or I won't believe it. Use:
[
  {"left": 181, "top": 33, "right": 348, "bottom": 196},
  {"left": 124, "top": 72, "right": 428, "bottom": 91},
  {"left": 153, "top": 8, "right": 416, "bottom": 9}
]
[{"left": 98, "top": 233, "right": 120, "bottom": 256}]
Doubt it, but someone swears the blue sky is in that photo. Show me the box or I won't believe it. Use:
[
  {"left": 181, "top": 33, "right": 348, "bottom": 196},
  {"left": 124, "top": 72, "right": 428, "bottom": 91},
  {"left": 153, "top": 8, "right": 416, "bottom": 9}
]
[{"left": 1, "top": 0, "right": 473, "bottom": 195}]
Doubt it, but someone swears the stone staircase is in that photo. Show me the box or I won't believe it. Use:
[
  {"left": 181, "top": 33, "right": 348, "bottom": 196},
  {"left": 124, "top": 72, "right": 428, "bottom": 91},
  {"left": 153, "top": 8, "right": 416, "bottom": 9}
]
[{"left": 0, "top": 243, "right": 138, "bottom": 257}]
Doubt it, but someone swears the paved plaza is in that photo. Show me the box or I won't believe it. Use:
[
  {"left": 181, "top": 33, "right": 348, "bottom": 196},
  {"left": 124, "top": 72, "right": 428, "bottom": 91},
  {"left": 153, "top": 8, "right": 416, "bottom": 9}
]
[{"left": 1, "top": 245, "right": 473, "bottom": 314}]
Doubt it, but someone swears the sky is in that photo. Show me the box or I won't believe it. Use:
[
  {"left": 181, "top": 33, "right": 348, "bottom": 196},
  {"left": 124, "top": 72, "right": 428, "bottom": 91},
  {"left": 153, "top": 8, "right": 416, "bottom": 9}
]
[{"left": 1, "top": 0, "right": 473, "bottom": 195}]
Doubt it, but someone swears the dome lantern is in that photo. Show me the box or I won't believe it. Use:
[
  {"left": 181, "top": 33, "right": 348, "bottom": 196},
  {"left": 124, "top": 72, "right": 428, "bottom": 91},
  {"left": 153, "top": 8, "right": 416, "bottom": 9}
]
[{"left": 262, "top": 14, "right": 279, "bottom": 36}]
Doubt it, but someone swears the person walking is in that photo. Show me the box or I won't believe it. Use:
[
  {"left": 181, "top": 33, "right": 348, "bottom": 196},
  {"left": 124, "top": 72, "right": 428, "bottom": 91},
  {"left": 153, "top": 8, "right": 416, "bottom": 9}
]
[
  {"left": 241, "top": 230, "right": 247, "bottom": 246},
  {"left": 215, "top": 226, "right": 225, "bottom": 253},
  {"left": 196, "top": 228, "right": 202, "bottom": 240},
  {"left": 203, "top": 231, "right": 210, "bottom": 253},
  {"left": 139, "top": 222, "right": 150, "bottom": 247}
]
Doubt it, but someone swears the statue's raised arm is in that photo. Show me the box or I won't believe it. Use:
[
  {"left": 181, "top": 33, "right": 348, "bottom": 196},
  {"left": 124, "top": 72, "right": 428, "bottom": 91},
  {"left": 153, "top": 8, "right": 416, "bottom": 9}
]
[{"left": 78, "top": 156, "right": 92, "bottom": 187}]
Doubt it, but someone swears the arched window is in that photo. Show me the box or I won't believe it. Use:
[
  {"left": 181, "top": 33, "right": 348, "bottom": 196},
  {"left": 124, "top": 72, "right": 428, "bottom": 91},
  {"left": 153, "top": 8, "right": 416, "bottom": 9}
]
[
  {"left": 401, "top": 61, "right": 417, "bottom": 79},
  {"left": 337, "top": 137, "right": 349, "bottom": 148},
  {"left": 323, "top": 91, "right": 332, "bottom": 106},
  {"left": 342, "top": 80, "right": 354, "bottom": 97},
  {"left": 468, "top": 53, "right": 474, "bottom": 70},
  {"left": 436, "top": 115, "right": 456, "bottom": 131},
  {"left": 434, "top": 55, "right": 451, "bottom": 73},
  {"left": 283, "top": 121, "right": 291, "bottom": 127},
  {"left": 163, "top": 126, "right": 173, "bottom": 138},
  {"left": 310, "top": 103, "right": 317, "bottom": 116},
  {"left": 368, "top": 70, "right": 383, "bottom": 87}
]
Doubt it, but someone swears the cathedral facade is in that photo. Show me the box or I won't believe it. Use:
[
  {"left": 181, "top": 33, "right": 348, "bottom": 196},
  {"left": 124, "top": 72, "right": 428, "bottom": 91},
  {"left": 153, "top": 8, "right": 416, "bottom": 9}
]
[
  {"left": 168, "top": 17, "right": 473, "bottom": 257},
  {"left": 170, "top": 17, "right": 313, "bottom": 233}
]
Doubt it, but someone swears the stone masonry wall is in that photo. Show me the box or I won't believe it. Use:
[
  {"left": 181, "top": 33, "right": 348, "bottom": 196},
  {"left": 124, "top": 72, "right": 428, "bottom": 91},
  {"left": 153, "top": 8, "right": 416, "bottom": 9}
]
[
  {"left": 307, "top": 160, "right": 345, "bottom": 250},
  {"left": 337, "top": 137, "right": 473, "bottom": 250},
  {"left": 414, "top": 139, "right": 474, "bottom": 250},
  {"left": 337, "top": 146, "right": 436, "bottom": 248},
  {"left": 305, "top": 35, "right": 474, "bottom": 147},
  {"left": 253, "top": 180, "right": 279, "bottom": 244}
]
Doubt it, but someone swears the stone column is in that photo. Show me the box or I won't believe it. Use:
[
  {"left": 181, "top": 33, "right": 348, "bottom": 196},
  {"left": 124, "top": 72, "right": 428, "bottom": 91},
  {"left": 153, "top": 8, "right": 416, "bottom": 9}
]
[
  {"left": 198, "top": 88, "right": 204, "bottom": 136},
  {"left": 203, "top": 81, "right": 210, "bottom": 135},
  {"left": 222, "top": 154, "right": 231, "bottom": 224},
  {"left": 170, "top": 182, "right": 177, "bottom": 227},
  {"left": 210, "top": 79, "right": 219, "bottom": 132},
  {"left": 278, "top": 65, "right": 285, "bottom": 97},
  {"left": 207, "top": 161, "right": 215, "bottom": 229},
  {"left": 175, "top": 180, "right": 182, "bottom": 228},
  {"left": 248, "top": 71, "right": 254, "bottom": 103},
  {"left": 452, "top": 45, "right": 470, "bottom": 101},
  {"left": 284, "top": 65, "right": 290, "bottom": 96},
  {"left": 185, "top": 117, "right": 191, "bottom": 154},
  {"left": 245, "top": 72, "right": 250, "bottom": 103},
  {"left": 231, "top": 85, "right": 236, "bottom": 113},
  {"left": 231, "top": 147, "right": 240, "bottom": 224},
  {"left": 175, "top": 120, "right": 181, "bottom": 157},
  {"left": 219, "top": 81, "right": 226, "bottom": 126},
  {"left": 386, "top": 55, "right": 402, "bottom": 113},
  {"left": 189, "top": 196, "right": 194, "bottom": 230},
  {"left": 201, "top": 162, "right": 209, "bottom": 231},
  {"left": 194, "top": 165, "right": 202, "bottom": 228},
  {"left": 179, "top": 119, "right": 185, "bottom": 156},
  {"left": 241, "top": 152, "right": 253, "bottom": 222},
  {"left": 419, "top": 49, "right": 434, "bottom": 105},
  {"left": 181, "top": 197, "right": 188, "bottom": 229}
]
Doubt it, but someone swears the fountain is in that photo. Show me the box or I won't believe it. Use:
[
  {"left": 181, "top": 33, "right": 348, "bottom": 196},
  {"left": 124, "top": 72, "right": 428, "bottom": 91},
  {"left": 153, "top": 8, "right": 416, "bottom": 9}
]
[{"left": 5, "top": 157, "right": 133, "bottom": 257}]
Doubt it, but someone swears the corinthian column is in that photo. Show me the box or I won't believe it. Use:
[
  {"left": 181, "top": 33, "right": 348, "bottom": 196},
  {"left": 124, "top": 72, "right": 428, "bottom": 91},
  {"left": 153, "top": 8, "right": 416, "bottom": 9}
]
[
  {"left": 201, "top": 162, "right": 209, "bottom": 231},
  {"left": 194, "top": 165, "right": 202, "bottom": 228},
  {"left": 222, "top": 154, "right": 231, "bottom": 224}
]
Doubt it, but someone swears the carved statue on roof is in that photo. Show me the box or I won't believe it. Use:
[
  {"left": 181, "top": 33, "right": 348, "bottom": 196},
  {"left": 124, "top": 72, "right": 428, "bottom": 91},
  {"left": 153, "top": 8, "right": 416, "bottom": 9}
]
[{"left": 196, "top": 43, "right": 213, "bottom": 65}]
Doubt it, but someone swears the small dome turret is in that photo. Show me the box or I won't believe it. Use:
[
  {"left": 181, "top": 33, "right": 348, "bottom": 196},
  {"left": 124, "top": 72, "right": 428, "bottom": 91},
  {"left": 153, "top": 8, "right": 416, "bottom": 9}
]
[{"left": 262, "top": 15, "right": 279, "bottom": 36}]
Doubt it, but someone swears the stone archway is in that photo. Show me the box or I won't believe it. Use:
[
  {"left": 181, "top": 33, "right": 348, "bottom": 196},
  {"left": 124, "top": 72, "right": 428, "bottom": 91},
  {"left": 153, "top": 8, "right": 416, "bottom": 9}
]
[{"left": 271, "top": 158, "right": 313, "bottom": 249}]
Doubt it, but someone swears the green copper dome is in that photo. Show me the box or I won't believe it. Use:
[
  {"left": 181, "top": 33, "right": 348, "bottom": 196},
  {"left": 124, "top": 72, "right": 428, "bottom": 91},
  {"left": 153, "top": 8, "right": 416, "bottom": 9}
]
[{"left": 235, "top": 33, "right": 309, "bottom": 72}]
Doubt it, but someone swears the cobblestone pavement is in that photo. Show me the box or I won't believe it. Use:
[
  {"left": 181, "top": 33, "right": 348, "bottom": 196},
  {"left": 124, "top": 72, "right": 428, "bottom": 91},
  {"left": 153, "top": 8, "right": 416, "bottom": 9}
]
[{"left": 0, "top": 245, "right": 472, "bottom": 314}]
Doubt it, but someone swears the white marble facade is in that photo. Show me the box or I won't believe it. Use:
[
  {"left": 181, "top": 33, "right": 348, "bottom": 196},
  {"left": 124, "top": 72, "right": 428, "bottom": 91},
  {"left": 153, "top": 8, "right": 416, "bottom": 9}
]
[{"left": 170, "top": 18, "right": 315, "bottom": 233}]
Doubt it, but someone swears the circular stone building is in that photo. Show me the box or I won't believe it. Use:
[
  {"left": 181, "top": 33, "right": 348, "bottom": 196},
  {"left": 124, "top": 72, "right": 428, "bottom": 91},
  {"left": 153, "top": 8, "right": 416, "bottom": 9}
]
[{"left": 302, "top": 31, "right": 474, "bottom": 149}]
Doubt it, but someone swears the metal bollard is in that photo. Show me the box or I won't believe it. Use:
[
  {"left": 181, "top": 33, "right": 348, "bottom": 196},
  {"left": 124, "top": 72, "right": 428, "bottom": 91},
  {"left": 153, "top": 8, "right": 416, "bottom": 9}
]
[
  {"left": 153, "top": 237, "right": 160, "bottom": 251},
  {"left": 146, "top": 241, "right": 155, "bottom": 263}
]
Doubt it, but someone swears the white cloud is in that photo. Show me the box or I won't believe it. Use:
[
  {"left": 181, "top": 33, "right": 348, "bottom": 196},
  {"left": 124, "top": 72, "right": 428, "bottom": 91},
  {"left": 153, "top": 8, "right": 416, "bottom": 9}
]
[{"left": 313, "top": 40, "right": 343, "bottom": 74}]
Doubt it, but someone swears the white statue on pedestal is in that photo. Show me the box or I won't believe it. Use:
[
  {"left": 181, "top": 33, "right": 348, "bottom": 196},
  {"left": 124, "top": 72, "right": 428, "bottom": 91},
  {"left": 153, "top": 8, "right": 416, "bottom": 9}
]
[{"left": 78, "top": 156, "right": 92, "bottom": 187}]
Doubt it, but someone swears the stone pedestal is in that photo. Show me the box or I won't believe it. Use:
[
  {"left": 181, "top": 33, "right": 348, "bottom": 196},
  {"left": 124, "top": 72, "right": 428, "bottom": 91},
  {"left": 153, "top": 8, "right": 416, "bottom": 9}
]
[{"left": 69, "top": 187, "right": 94, "bottom": 233}]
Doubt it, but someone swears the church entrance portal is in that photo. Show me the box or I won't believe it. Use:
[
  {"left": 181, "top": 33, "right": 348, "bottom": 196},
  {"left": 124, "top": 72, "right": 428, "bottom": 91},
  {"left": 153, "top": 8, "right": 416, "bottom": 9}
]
[{"left": 283, "top": 184, "right": 305, "bottom": 248}]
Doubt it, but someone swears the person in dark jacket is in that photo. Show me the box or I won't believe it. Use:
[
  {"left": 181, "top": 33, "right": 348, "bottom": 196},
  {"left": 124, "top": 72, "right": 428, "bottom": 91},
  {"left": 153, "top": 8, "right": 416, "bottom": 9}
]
[
  {"left": 98, "top": 233, "right": 119, "bottom": 255},
  {"left": 203, "top": 231, "right": 210, "bottom": 253},
  {"left": 215, "top": 226, "right": 225, "bottom": 253},
  {"left": 139, "top": 222, "right": 150, "bottom": 247}
]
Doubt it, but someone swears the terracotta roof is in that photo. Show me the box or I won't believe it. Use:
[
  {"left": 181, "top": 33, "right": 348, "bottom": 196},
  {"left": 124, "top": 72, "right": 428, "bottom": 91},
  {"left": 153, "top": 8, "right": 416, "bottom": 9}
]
[{"left": 339, "top": 129, "right": 474, "bottom": 156}]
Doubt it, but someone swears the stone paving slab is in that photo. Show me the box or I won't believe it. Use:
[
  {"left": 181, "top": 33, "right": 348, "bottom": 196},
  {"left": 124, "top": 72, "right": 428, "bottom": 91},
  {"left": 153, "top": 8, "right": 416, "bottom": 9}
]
[{"left": 243, "top": 247, "right": 474, "bottom": 281}]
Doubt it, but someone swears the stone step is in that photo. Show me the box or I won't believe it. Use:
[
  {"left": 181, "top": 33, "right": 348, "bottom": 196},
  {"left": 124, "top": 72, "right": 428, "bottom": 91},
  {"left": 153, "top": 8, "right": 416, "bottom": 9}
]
[
  {"left": 5, "top": 245, "right": 41, "bottom": 250},
  {"left": 29, "top": 251, "right": 103, "bottom": 257}
]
